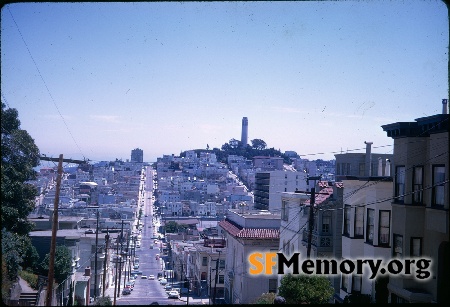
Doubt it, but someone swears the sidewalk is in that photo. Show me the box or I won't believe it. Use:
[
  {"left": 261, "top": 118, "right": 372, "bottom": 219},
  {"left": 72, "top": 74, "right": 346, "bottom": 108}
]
[
  {"left": 18, "top": 276, "right": 37, "bottom": 293},
  {"left": 179, "top": 294, "right": 209, "bottom": 305},
  {"left": 103, "top": 282, "right": 119, "bottom": 302}
]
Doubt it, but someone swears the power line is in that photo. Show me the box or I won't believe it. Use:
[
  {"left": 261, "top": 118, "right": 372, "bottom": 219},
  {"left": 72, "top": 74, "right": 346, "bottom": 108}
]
[{"left": 6, "top": 7, "right": 86, "bottom": 160}]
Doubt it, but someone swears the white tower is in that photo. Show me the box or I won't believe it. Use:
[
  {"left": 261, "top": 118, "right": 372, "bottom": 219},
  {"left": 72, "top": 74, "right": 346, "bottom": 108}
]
[{"left": 241, "top": 117, "right": 248, "bottom": 147}]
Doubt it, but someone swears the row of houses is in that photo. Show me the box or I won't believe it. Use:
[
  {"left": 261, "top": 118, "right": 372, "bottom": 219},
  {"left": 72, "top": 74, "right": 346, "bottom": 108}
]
[{"left": 164, "top": 104, "right": 448, "bottom": 304}]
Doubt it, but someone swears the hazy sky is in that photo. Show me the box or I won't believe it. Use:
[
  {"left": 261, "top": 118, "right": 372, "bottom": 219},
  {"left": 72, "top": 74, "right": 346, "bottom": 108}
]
[{"left": 1, "top": 1, "right": 448, "bottom": 164}]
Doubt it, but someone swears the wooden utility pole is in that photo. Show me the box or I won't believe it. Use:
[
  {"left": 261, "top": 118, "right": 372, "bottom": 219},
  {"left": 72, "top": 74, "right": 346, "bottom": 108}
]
[
  {"left": 212, "top": 250, "right": 222, "bottom": 305},
  {"left": 113, "top": 231, "right": 120, "bottom": 305},
  {"left": 45, "top": 154, "right": 64, "bottom": 306},
  {"left": 117, "top": 221, "right": 124, "bottom": 298},
  {"left": 306, "top": 176, "right": 321, "bottom": 259},
  {"left": 102, "top": 230, "right": 110, "bottom": 297},
  {"left": 94, "top": 210, "right": 100, "bottom": 299}
]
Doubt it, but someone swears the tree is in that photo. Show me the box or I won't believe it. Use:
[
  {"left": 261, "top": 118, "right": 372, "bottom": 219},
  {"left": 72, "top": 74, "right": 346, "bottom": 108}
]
[
  {"left": 278, "top": 274, "right": 334, "bottom": 304},
  {"left": 40, "top": 245, "right": 73, "bottom": 284},
  {"left": 1, "top": 229, "right": 23, "bottom": 281},
  {"left": 164, "top": 221, "right": 187, "bottom": 233},
  {"left": 93, "top": 296, "right": 112, "bottom": 306},
  {"left": 229, "top": 138, "right": 241, "bottom": 149},
  {"left": 253, "top": 292, "right": 277, "bottom": 304},
  {"left": 251, "top": 139, "right": 267, "bottom": 150},
  {"left": 164, "top": 221, "right": 179, "bottom": 233},
  {"left": 343, "top": 293, "right": 372, "bottom": 304},
  {"left": 1, "top": 103, "right": 40, "bottom": 235}
]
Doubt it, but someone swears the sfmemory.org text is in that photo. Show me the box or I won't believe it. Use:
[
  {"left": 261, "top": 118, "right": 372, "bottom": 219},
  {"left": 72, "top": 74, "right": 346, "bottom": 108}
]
[{"left": 248, "top": 252, "right": 432, "bottom": 280}]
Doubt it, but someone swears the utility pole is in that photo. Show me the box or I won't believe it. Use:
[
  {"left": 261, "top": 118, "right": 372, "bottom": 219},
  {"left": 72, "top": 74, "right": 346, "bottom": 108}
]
[
  {"left": 113, "top": 232, "right": 119, "bottom": 305},
  {"left": 124, "top": 231, "right": 130, "bottom": 286},
  {"left": 306, "top": 176, "right": 321, "bottom": 259},
  {"left": 172, "top": 261, "right": 175, "bottom": 289},
  {"left": 209, "top": 265, "right": 212, "bottom": 305},
  {"left": 102, "top": 230, "right": 110, "bottom": 297},
  {"left": 213, "top": 250, "right": 221, "bottom": 305},
  {"left": 45, "top": 154, "right": 63, "bottom": 306},
  {"left": 41, "top": 155, "right": 88, "bottom": 306},
  {"left": 94, "top": 209, "right": 100, "bottom": 299},
  {"left": 117, "top": 220, "right": 124, "bottom": 298}
]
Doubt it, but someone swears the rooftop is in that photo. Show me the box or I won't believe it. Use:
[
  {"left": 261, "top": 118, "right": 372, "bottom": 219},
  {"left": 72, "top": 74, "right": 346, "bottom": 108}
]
[{"left": 219, "top": 219, "right": 279, "bottom": 239}]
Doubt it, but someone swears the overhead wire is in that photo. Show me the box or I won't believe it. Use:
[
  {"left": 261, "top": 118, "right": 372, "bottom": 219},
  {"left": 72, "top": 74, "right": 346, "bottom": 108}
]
[{"left": 6, "top": 7, "right": 86, "bottom": 161}]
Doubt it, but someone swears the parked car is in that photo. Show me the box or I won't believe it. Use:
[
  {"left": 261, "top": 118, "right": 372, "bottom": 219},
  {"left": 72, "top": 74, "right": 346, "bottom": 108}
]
[
  {"left": 164, "top": 284, "right": 172, "bottom": 291},
  {"left": 122, "top": 288, "right": 131, "bottom": 295},
  {"left": 159, "top": 278, "right": 167, "bottom": 285},
  {"left": 167, "top": 290, "right": 180, "bottom": 299},
  {"left": 125, "top": 282, "right": 134, "bottom": 290}
]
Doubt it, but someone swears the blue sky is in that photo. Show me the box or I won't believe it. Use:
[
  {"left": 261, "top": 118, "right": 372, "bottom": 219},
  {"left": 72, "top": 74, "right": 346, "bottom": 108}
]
[{"left": 1, "top": 1, "right": 448, "bottom": 163}]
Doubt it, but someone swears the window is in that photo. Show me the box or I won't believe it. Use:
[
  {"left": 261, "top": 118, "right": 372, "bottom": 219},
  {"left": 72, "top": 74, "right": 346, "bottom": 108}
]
[
  {"left": 378, "top": 211, "right": 390, "bottom": 246},
  {"left": 202, "top": 257, "right": 207, "bottom": 266},
  {"left": 366, "top": 209, "right": 374, "bottom": 244},
  {"left": 352, "top": 275, "right": 361, "bottom": 293},
  {"left": 268, "top": 279, "right": 277, "bottom": 293},
  {"left": 410, "top": 237, "right": 422, "bottom": 257},
  {"left": 281, "top": 201, "right": 288, "bottom": 221},
  {"left": 322, "top": 211, "right": 331, "bottom": 233},
  {"left": 412, "top": 166, "right": 423, "bottom": 204},
  {"left": 432, "top": 165, "right": 445, "bottom": 207},
  {"left": 219, "top": 260, "right": 225, "bottom": 269},
  {"left": 355, "top": 207, "right": 364, "bottom": 238},
  {"left": 393, "top": 234, "right": 403, "bottom": 258},
  {"left": 218, "top": 275, "right": 224, "bottom": 284},
  {"left": 343, "top": 205, "right": 351, "bottom": 236},
  {"left": 359, "top": 163, "right": 365, "bottom": 177},
  {"left": 395, "top": 166, "right": 406, "bottom": 203},
  {"left": 341, "top": 274, "right": 348, "bottom": 292}
]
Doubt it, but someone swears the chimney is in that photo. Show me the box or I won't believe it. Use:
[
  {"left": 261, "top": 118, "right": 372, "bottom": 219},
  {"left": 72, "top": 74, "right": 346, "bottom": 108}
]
[
  {"left": 442, "top": 99, "right": 448, "bottom": 114},
  {"left": 364, "top": 141, "right": 373, "bottom": 177},
  {"left": 378, "top": 157, "right": 383, "bottom": 176},
  {"left": 84, "top": 266, "right": 91, "bottom": 276},
  {"left": 385, "top": 159, "right": 391, "bottom": 176}
]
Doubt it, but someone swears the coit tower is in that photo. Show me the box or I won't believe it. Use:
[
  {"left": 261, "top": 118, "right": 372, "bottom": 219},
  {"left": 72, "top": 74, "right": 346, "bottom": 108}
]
[{"left": 241, "top": 117, "right": 248, "bottom": 147}]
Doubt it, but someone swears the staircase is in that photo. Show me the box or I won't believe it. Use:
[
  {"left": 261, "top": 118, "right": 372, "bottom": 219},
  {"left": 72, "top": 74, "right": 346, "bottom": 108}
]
[{"left": 18, "top": 292, "right": 38, "bottom": 306}]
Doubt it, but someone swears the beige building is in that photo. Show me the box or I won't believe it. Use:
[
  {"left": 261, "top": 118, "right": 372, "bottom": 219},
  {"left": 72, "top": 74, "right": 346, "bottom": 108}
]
[
  {"left": 219, "top": 209, "right": 280, "bottom": 304},
  {"left": 337, "top": 177, "right": 393, "bottom": 302},
  {"left": 381, "top": 107, "right": 449, "bottom": 303}
]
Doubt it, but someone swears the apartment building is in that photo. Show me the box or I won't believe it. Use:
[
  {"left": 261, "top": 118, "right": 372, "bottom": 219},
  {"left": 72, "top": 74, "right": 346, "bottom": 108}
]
[
  {"left": 219, "top": 209, "right": 280, "bottom": 304},
  {"left": 254, "top": 170, "right": 307, "bottom": 211},
  {"left": 335, "top": 141, "right": 392, "bottom": 178},
  {"left": 381, "top": 104, "right": 449, "bottom": 303},
  {"left": 337, "top": 176, "right": 393, "bottom": 302},
  {"left": 279, "top": 181, "right": 343, "bottom": 295}
]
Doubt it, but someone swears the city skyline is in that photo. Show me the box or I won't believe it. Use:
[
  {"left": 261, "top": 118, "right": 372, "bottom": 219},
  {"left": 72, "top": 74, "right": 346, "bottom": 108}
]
[{"left": 1, "top": 1, "right": 448, "bottom": 164}]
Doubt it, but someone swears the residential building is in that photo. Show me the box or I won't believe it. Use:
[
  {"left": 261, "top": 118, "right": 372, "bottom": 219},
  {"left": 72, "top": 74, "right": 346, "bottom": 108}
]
[
  {"left": 335, "top": 141, "right": 392, "bottom": 178},
  {"left": 279, "top": 181, "right": 343, "bottom": 296},
  {"left": 254, "top": 170, "right": 307, "bottom": 211},
  {"left": 337, "top": 176, "right": 393, "bottom": 302},
  {"left": 219, "top": 209, "right": 280, "bottom": 304},
  {"left": 381, "top": 104, "right": 449, "bottom": 303}
]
